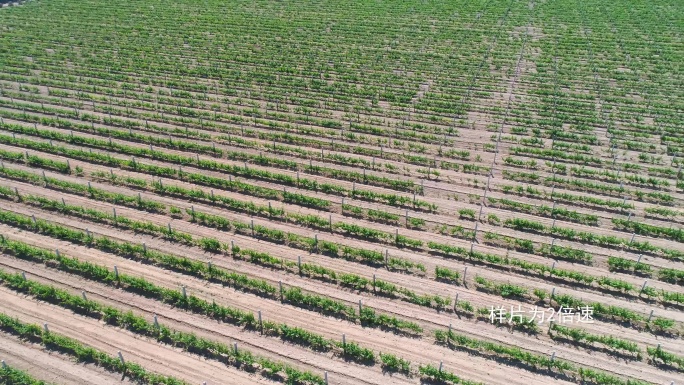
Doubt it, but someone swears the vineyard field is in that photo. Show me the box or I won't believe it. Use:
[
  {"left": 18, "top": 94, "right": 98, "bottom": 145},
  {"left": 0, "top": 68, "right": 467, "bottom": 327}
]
[{"left": 0, "top": 0, "right": 683, "bottom": 385}]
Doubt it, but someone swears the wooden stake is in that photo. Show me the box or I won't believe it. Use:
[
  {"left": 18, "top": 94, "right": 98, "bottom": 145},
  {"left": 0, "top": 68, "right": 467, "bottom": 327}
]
[
  {"left": 279, "top": 281, "right": 283, "bottom": 302},
  {"left": 258, "top": 310, "right": 262, "bottom": 333}
]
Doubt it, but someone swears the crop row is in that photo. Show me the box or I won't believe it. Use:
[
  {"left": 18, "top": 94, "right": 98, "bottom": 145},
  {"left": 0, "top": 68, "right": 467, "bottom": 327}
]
[
  {"left": 499, "top": 183, "right": 635, "bottom": 212},
  {"left": 612, "top": 218, "right": 684, "bottom": 243},
  {"left": 434, "top": 329, "right": 647, "bottom": 385},
  {"left": 0, "top": 156, "right": 431, "bottom": 270},
  {"left": 13, "top": 182, "right": 673, "bottom": 322},
  {"left": 430, "top": 238, "right": 684, "bottom": 310},
  {"left": 0, "top": 236, "right": 489, "bottom": 383},
  {"left": 0, "top": 93, "right": 429, "bottom": 191},
  {"left": 504, "top": 218, "right": 683, "bottom": 261},
  {"left": 487, "top": 196, "right": 599, "bottom": 226},
  {"left": 483, "top": 231, "right": 593, "bottom": 264},
  {"left": 0, "top": 312, "right": 188, "bottom": 385},
  {"left": 0, "top": 364, "right": 48, "bottom": 385},
  {"left": 8, "top": 184, "right": 673, "bottom": 363},
  {"left": 467, "top": 274, "right": 680, "bottom": 334},
  {"left": 0, "top": 118, "right": 437, "bottom": 211},
  {"left": 0, "top": 268, "right": 331, "bottom": 384},
  {"left": 430, "top": 248, "right": 678, "bottom": 333},
  {"left": 0, "top": 157, "right": 446, "bottom": 280},
  {"left": 8, "top": 157, "right": 679, "bottom": 303},
  {"left": 646, "top": 346, "right": 684, "bottom": 372},
  {"left": 502, "top": 170, "right": 675, "bottom": 205},
  {"left": 0, "top": 236, "right": 389, "bottom": 368},
  {"left": 0, "top": 179, "right": 451, "bottom": 312},
  {"left": 549, "top": 323, "right": 642, "bottom": 360},
  {"left": 0, "top": 205, "right": 426, "bottom": 337},
  {"left": 1, "top": 81, "right": 457, "bottom": 149}
]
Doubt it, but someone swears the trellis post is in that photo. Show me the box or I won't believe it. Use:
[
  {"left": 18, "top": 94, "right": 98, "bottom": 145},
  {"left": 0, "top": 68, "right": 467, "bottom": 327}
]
[
  {"left": 258, "top": 310, "right": 263, "bottom": 334},
  {"left": 279, "top": 280, "right": 283, "bottom": 302}
]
